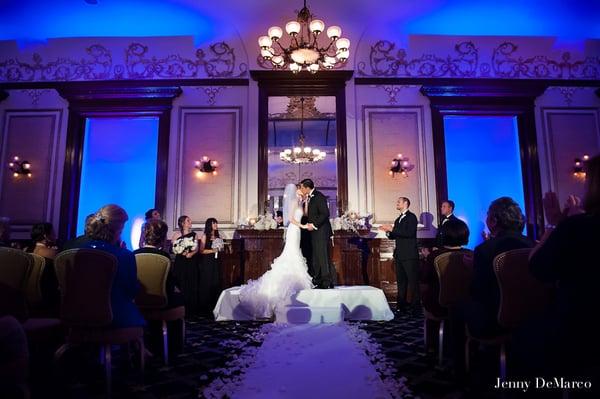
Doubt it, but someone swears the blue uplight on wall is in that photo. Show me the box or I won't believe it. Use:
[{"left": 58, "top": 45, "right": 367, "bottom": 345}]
[
  {"left": 443, "top": 115, "right": 526, "bottom": 249},
  {"left": 77, "top": 117, "right": 159, "bottom": 250},
  {"left": 0, "top": 0, "right": 217, "bottom": 44}
]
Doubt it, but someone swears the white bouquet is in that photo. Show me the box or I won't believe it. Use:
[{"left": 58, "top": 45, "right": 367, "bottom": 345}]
[
  {"left": 212, "top": 237, "right": 225, "bottom": 259},
  {"left": 331, "top": 211, "right": 373, "bottom": 234},
  {"left": 172, "top": 236, "right": 197, "bottom": 255},
  {"left": 254, "top": 214, "right": 277, "bottom": 231}
]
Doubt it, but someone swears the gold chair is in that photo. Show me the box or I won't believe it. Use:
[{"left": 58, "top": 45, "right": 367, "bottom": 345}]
[
  {"left": 0, "top": 247, "right": 33, "bottom": 291},
  {"left": 24, "top": 253, "right": 46, "bottom": 308},
  {"left": 135, "top": 253, "right": 185, "bottom": 365},
  {"left": 54, "top": 249, "right": 145, "bottom": 395},
  {"left": 426, "top": 250, "right": 473, "bottom": 366},
  {"left": 465, "top": 248, "right": 553, "bottom": 379}
]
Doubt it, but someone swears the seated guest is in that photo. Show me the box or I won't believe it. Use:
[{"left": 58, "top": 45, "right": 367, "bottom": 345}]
[
  {"left": 0, "top": 217, "right": 10, "bottom": 247},
  {"left": 450, "top": 197, "right": 533, "bottom": 373},
  {"left": 435, "top": 200, "right": 458, "bottom": 247},
  {"left": 63, "top": 204, "right": 145, "bottom": 328},
  {"left": 513, "top": 154, "right": 600, "bottom": 383},
  {"left": 138, "top": 208, "right": 161, "bottom": 249},
  {"left": 275, "top": 210, "right": 284, "bottom": 228},
  {"left": 133, "top": 219, "right": 184, "bottom": 308},
  {"left": 29, "top": 222, "right": 58, "bottom": 259},
  {"left": 27, "top": 223, "right": 60, "bottom": 309},
  {"left": 62, "top": 213, "right": 94, "bottom": 250},
  {"left": 420, "top": 218, "right": 471, "bottom": 318}
]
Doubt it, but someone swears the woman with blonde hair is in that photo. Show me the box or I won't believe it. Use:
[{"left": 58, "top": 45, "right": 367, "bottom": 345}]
[{"left": 63, "top": 204, "right": 145, "bottom": 328}]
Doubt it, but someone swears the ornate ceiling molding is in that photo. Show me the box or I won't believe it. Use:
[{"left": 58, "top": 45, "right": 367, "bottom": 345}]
[
  {"left": 358, "top": 40, "right": 600, "bottom": 80},
  {"left": 0, "top": 42, "right": 247, "bottom": 82}
]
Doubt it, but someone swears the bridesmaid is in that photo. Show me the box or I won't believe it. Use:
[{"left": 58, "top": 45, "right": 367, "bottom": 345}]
[
  {"left": 199, "top": 218, "right": 222, "bottom": 315},
  {"left": 171, "top": 216, "right": 200, "bottom": 316}
]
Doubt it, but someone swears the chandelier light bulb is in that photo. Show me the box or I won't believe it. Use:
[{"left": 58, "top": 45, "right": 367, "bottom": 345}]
[
  {"left": 8, "top": 162, "right": 14, "bottom": 167},
  {"left": 309, "top": 19, "right": 325, "bottom": 34},
  {"left": 268, "top": 26, "right": 283, "bottom": 40},
  {"left": 14, "top": 156, "right": 19, "bottom": 161},
  {"left": 285, "top": 21, "right": 301, "bottom": 36},
  {"left": 304, "top": 147, "right": 312, "bottom": 153},
  {"left": 309, "top": 63, "right": 319, "bottom": 73},
  {"left": 336, "top": 38, "right": 350, "bottom": 51},
  {"left": 337, "top": 49, "right": 349, "bottom": 61},
  {"left": 271, "top": 55, "right": 284, "bottom": 66},
  {"left": 327, "top": 26, "right": 341, "bottom": 40},
  {"left": 398, "top": 153, "right": 403, "bottom": 159},
  {"left": 261, "top": 48, "right": 274, "bottom": 59},
  {"left": 289, "top": 63, "right": 301, "bottom": 73},
  {"left": 13, "top": 172, "right": 18, "bottom": 177},
  {"left": 27, "top": 173, "right": 32, "bottom": 178},
  {"left": 312, "top": 149, "right": 320, "bottom": 155},
  {"left": 583, "top": 154, "right": 590, "bottom": 161},
  {"left": 202, "top": 156, "right": 209, "bottom": 162},
  {"left": 294, "top": 147, "right": 301, "bottom": 153},
  {"left": 258, "top": 35, "right": 272, "bottom": 49},
  {"left": 22, "top": 162, "right": 30, "bottom": 169}
]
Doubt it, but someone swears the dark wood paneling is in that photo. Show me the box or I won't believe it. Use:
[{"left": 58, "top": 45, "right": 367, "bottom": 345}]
[
  {"left": 421, "top": 84, "right": 546, "bottom": 240},
  {"left": 57, "top": 85, "right": 182, "bottom": 241},
  {"left": 234, "top": 229, "right": 285, "bottom": 282},
  {"left": 251, "top": 70, "right": 353, "bottom": 215}
]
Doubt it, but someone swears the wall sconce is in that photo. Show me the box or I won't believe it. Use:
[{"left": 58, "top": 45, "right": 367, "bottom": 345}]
[
  {"left": 389, "top": 153, "right": 414, "bottom": 178},
  {"left": 194, "top": 156, "right": 218, "bottom": 177},
  {"left": 8, "top": 156, "right": 32, "bottom": 178},
  {"left": 573, "top": 154, "right": 589, "bottom": 179}
]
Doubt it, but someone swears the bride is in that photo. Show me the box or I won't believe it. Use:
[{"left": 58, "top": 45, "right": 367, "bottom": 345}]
[{"left": 238, "top": 183, "right": 314, "bottom": 318}]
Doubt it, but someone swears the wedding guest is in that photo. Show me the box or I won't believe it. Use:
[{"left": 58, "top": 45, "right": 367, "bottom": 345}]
[
  {"left": 27, "top": 223, "right": 60, "bottom": 310},
  {"left": 63, "top": 205, "right": 145, "bottom": 327},
  {"left": 421, "top": 219, "right": 471, "bottom": 317},
  {"left": 171, "top": 215, "right": 200, "bottom": 315},
  {"left": 435, "top": 200, "right": 458, "bottom": 247},
  {"left": 62, "top": 213, "right": 95, "bottom": 250},
  {"left": 379, "top": 197, "right": 419, "bottom": 311},
  {"left": 138, "top": 208, "right": 161, "bottom": 249},
  {"left": 0, "top": 217, "right": 10, "bottom": 247},
  {"left": 275, "top": 210, "right": 284, "bottom": 228},
  {"left": 199, "top": 218, "right": 223, "bottom": 315},
  {"left": 512, "top": 154, "right": 600, "bottom": 383},
  {"left": 133, "top": 219, "right": 183, "bottom": 308},
  {"left": 449, "top": 197, "right": 532, "bottom": 375}
]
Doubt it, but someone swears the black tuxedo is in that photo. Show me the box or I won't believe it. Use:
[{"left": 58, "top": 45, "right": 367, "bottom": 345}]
[
  {"left": 306, "top": 190, "right": 335, "bottom": 288},
  {"left": 387, "top": 210, "right": 419, "bottom": 306},
  {"left": 435, "top": 213, "right": 459, "bottom": 247}
]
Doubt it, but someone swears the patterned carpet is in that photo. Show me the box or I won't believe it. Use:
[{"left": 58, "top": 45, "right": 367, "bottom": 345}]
[{"left": 27, "top": 311, "right": 477, "bottom": 399}]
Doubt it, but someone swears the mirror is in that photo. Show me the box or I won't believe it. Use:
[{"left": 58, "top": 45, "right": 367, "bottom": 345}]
[{"left": 266, "top": 96, "right": 339, "bottom": 216}]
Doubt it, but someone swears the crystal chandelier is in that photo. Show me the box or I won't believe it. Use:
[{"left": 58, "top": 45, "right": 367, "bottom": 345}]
[
  {"left": 258, "top": 0, "right": 350, "bottom": 73},
  {"left": 280, "top": 97, "right": 326, "bottom": 164}
]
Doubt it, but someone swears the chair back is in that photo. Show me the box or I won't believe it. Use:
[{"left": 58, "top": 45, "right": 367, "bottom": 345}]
[
  {"left": 135, "top": 253, "right": 171, "bottom": 309},
  {"left": 435, "top": 249, "right": 474, "bottom": 307},
  {"left": 54, "top": 249, "right": 117, "bottom": 327},
  {"left": 0, "top": 247, "right": 33, "bottom": 291},
  {"left": 494, "top": 248, "right": 553, "bottom": 330},
  {"left": 24, "top": 253, "right": 46, "bottom": 307}
]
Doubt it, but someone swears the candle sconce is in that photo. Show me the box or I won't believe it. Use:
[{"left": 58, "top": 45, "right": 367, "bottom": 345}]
[
  {"left": 8, "top": 156, "right": 32, "bottom": 178},
  {"left": 194, "top": 156, "right": 218, "bottom": 178},
  {"left": 389, "top": 153, "right": 414, "bottom": 178}
]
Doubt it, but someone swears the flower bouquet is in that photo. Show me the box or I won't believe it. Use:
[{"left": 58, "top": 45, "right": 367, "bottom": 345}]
[
  {"left": 172, "top": 236, "right": 197, "bottom": 255},
  {"left": 253, "top": 213, "right": 278, "bottom": 231},
  {"left": 331, "top": 211, "right": 372, "bottom": 235},
  {"left": 212, "top": 237, "right": 225, "bottom": 259}
]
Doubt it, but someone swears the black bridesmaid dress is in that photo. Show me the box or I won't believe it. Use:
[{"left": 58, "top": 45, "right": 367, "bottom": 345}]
[
  {"left": 198, "top": 236, "right": 222, "bottom": 314},
  {"left": 172, "top": 232, "right": 200, "bottom": 315}
]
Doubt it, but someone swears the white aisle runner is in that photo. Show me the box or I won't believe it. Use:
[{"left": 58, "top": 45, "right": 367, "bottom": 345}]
[{"left": 203, "top": 323, "right": 412, "bottom": 399}]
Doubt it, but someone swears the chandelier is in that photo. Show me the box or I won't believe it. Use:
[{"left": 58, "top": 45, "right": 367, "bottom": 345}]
[
  {"left": 258, "top": 0, "right": 350, "bottom": 73},
  {"left": 280, "top": 97, "right": 326, "bottom": 164}
]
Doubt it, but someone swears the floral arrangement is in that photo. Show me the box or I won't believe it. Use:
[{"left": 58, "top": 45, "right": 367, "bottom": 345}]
[
  {"left": 172, "top": 236, "right": 197, "bottom": 255},
  {"left": 253, "top": 213, "right": 278, "bottom": 230},
  {"left": 331, "top": 211, "right": 372, "bottom": 234},
  {"left": 212, "top": 237, "right": 225, "bottom": 258}
]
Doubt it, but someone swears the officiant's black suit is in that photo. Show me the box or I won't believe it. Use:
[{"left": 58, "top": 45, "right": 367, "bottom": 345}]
[
  {"left": 306, "top": 190, "right": 335, "bottom": 288},
  {"left": 387, "top": 210, "right": 419, "bottom": 306}
]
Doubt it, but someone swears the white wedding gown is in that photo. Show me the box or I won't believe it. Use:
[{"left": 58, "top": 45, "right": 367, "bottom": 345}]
[{"left": 238, "top": 207, "right": 314, "bottom": 318}]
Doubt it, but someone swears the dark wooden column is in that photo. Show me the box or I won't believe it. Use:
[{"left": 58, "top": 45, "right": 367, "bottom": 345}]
[
  {"left": 420, "top": 81, "right": 547, "bottom": 240},
  {"left": 57, "top": 85, "right": 182, "bottom": 240}
]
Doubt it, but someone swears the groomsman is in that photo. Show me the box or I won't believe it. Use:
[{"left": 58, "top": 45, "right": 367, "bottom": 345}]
[
  {"left": 436, "top": 200, "right": 458, "bottom": 247},
  {"left": 379, "top": 197, "right": 419, "bottom": 310}
]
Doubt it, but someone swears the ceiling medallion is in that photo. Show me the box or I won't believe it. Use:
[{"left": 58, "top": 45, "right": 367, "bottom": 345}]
[{"left": 258, "top": 0, "right": 350, "bottom": 73}]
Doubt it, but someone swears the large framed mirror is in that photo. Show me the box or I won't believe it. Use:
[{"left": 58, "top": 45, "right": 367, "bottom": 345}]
[{"left": 252, "top": 70, "right": 353, "bottom": 216}]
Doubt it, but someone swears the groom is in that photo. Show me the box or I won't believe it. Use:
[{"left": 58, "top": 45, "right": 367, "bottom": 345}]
[{"left": 299, "top": 178, "right": 336, "bottom": 289}]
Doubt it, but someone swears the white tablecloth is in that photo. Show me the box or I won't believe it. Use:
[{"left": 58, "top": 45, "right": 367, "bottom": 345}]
[{"left": 213, "top": 285, "right": 394, "bottom": 322}]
